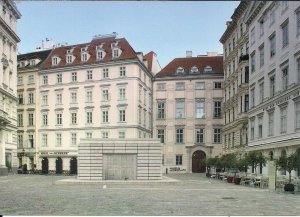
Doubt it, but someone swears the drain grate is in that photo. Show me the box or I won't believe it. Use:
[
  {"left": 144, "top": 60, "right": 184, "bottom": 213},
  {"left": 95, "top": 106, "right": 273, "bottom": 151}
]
[{"left": 221, "top": 197, "right": 235, "bottom": 200}]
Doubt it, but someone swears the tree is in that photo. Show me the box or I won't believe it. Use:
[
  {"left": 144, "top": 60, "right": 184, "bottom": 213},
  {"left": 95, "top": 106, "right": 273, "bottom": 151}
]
[
  {"left": 276, "top": 152, "right": 299, "bottom": 183},
  {"left": 220, "top": 153, "right": 237, "bottom": 169},
  {"left": 245, "top": 151, "right": 266, "bottom": 174}
]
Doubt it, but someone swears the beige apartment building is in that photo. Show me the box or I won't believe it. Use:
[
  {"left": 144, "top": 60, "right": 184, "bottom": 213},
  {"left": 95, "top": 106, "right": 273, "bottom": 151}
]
[
  {"left": 0, "top": 0, "right": 21, "bottom": 175},
  {"left": 153, "top": 53, "right": 224, "bottom": 173},
  {"left": 246, "top": 1, "right": 300, "bottom": 175},
  {"left": 17, "top": 50, "right": 52, "bottom": 170},
  {"left": 220, "top": 1, "right": 250, "bottom": 156},
  {"left": 37, "top": 34, "right": 160, "bottom": 174}
]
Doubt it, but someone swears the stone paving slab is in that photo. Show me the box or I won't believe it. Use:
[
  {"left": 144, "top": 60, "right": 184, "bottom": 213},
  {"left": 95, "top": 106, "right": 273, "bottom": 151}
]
[{"left": 0, "top": 173, "right": 300, "bottom": 216}]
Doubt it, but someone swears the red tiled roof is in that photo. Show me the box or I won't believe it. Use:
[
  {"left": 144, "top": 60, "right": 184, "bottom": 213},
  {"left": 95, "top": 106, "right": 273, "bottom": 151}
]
[
  {"left": 156, "top": 56, "right": 223, "bottom": 78},
  {"left": 42, "top": 37, "right": 139, "bottom": 70},
  {"left": 143, "top": 51, "right": 156, "bottom": 72}
]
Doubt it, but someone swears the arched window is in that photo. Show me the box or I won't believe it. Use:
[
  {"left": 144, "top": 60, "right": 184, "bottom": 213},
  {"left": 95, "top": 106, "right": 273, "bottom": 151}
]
[
  {"left": 204, "top": 65, "right": 212, "bottom": 72},
  {"left": 190, "top": 66, "right": 199, "bottom": 74},
  {"left": 176, "top": 67, "right": 184, "bottom": 74}
]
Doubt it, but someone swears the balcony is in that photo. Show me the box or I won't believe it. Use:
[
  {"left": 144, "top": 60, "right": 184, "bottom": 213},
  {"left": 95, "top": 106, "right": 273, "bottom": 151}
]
[
  {"left": 239, "top": 54, "right": 249, "bottom": 63},
  {"left": 0, "top": 108, "right": 11, "bottom": 126}
]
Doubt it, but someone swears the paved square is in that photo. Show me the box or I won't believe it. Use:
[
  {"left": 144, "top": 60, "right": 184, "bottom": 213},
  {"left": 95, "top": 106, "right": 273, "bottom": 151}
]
[{"left": 0, "top": 173, "right": 300, "bottom": 215}]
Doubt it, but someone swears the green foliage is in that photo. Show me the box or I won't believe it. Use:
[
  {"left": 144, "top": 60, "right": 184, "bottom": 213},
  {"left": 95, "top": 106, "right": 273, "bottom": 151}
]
[
  {"left": 206, "top": 156, "right": 221, "bottom": 168},
  {"left": 276, "top": 152, "right": 299, "bottom": 183},
  {"left": 245, "top": 151, "right": 266, "bottom": 174},
  {"left": 5, "top": 161, "right": 11, "bottom": 170},
  {"left": 235, "top": 158, "right": 249, "bottom": 172},
  {"left": 220, "top": 153, "right": 237, "bottom": 169}
]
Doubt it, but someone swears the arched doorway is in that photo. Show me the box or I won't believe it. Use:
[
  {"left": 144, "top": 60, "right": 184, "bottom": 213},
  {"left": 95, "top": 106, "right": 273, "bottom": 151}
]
[
  {"left": 56, "top": 157, "right": 63, "bottom": 174},
  {"left": 41, "top": 157, "right": 49, "bottom": 174},
  {"left": 70, "top": 157, "right": 77, "bottom": 175},
  {"left": 192, "top": 150, "right": 206, "bottom": 173}
]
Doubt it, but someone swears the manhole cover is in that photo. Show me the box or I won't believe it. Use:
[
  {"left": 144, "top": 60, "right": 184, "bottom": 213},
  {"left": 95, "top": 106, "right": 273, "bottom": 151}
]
[{"left": 222, "top": 197, "right": 235, "bottom": 200}]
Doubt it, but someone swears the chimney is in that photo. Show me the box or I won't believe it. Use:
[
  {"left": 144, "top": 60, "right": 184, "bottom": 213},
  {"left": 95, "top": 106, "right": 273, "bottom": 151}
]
[
  {"left": 186, "top": 51, "right": 192, "bottom": 58},
  {"left": 207, "top": 52, "right": 218, "bottom": 57}
]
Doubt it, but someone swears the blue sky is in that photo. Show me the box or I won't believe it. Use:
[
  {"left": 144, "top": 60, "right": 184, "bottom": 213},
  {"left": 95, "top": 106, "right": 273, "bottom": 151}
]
[{"left": 16, "top": 1, "right": 239, "bottom": 68}]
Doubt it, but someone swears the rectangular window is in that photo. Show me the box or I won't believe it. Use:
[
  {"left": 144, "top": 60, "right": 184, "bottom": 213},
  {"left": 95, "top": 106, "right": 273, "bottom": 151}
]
[
  {"left": 259, "top": 19, "right": 264, "bottom": 36},
  {"left": 42, "top": 94, "right": 48, "bottom": 106},
  {"left": 102, "top": 111, "right": 108, "bottom": 123},
  {"left": 250, "top": 52, "right": 256, "bottom": 73},
  {"left": 280, "top": 107, "right": 287, "bottom": 134},
  {"left": 42, "top": 134, "right": 48, "bottom": 147},
  {"left": 66, "top": 55, "right": 72, "bottom": 63},
  {"left": 56, "top": 93, "right": 62, "bottom": 105},
  {"left": 17, "top": 134, "right": 23, "bottom": 148},
  {"left": 71, "top": 112, "right": 77, "bottom": 124},
  {"left": 213, "top": 128, "right": 221, "bottom": 143},
  {"left": 17, "top": 76, "right": 23, "bottom": 85},
  {"left": 259, "top": 45, "right": 264, "bottom": 67},
  {"left": 244, "top": 94, "right": 249, "bottom": 112},
  {"left": 268, "top": 112, "right": 274, "bottom": 136},
  {"left": 102, "top": 132, "right": 108, "bottom": 139},
  {"left": 157, "top": 129, "right": 165, "bottom": 143},
  {"left": 250, "top": 27, "right": 255, "bottom": 45},
  {"left": 71, "top": 72, "right": 77, "bottom": 82},
  {"left": 195, "top": 82, "right": 205, "bottom": 90},
  {"left": 214, "top": 82, "right": 222, "bottom": 89},
  {"left": 282, "top": 67, "right": 288, "bottom": 91},
  {"left": 297, "top": 59, "right": 300, "bottom": 84},
  {"left": 96, "top": 51, "right": 103, "bottom": 60},
  {"left": 87, "top": 70, "right": 93, "bottom": 80},
  {"left": 176, "top": 128, "right": 184, "bottom": 143},
  {"left": 270, "top": 34, "right": 276, "bottom": 57},
  {"left": 28, "top": 113, "right": 34, "bottom": 126},
  {"left": 56, "top": 134, "right": 62, "bottom": 147},
  {"left": 18, "top": 94, "right": 23, "bottom": 104},
  {"left": 259, "top": 82, "right": 264, "bottom": 103},
  {"left": 138, "top": 108, "right": 142, "bottom": 124},
  {"left": 176, "top": 100, "right": 185, "bottom": 119},
  {"left": 86, "top": 132, "right": 92, "bottom": 139},
  {"left": 196, "top": 100, "right": 205, "bottom": 118},
  {"left": 282, "top": 21, "right": 289, "bottom": 48},
  {"left": 176, "top": 82, "right": 185, "bottom": 90},
  {"left": 270, "top": 75, "right": 275, "bottom": 97},
  {"left": 86, "top": 90, "right": 93, "bottom": 102},
  {"left": 43, "top": 75, "right": 48, "bottom": 85},
  {"left": 176, "top": 155, "right": 182, "bottom": 165},
  {"left": 157, "top": 83, "right": 166, "bottom": 91},
  {"left": 86, "top": 111, "right": 93, "bottom": 124},
  {"left": 270, "top": 7, "right": 275, "bottom": 25},
  {"left": 297, "top": 11, "right": 300, "bottom": 36},
  {"left": 157, "top": 101, "right": 165, "bottom": 119},
  {"left": 57, "top": 74, "right": 62, "bottom": 83},
  {"left": 103, "top": 68, "right": 109, "bottom": 78},
  {"left": 119, "top": 88, "right": 126, "bottom": 100},
  {"left": 120, "top": 66, "right": 126, "bottom": 77},
  {"left": 118, "top": 131, "right": 125, "bottom": 139},
  {"left": 17, "top": 114, "right": 23, "bottom": 126},
  {"left": 71, "top": 133, "right": 77, "bottom": 146},
  {"left": 250, "top": 119, "right": 255, "bottom": 140},
  {"left": 28, "top": 75, "right": 34, "bottom": 84},
  {"left": 42, "top": 114, "right": 48, "bottom": 126},
  {"left": 213, "top": 101, "right": 222, "bottom": 118},
  {"left": 81, "top": 53, "right": 88, "bottom": 62},
  {"left": 258, "top": 116, "right": 263, "bottom": 138},
  {"left": 296, "top": 101, "right": 300, "bottom": 129},
  {"left": 196, "top": 128, "right": 204, "bottom": 143},
  {"left": 250, "top": 88, "right": 255, "bottom": 108},
  {"left": 56, "top": 113, "right": 62, "bottom": 125},
  {"left": 102, "top": 89, "right": 109, "bottom": 101},
  {"left": 119, "top": 109, "right": 126, "bottom": 122},
  {"left": 28, "top": 93, "right": 34, "bottom": 104},
  {"left": 71, "top": 92, "right": 77, "bottom": 104}
]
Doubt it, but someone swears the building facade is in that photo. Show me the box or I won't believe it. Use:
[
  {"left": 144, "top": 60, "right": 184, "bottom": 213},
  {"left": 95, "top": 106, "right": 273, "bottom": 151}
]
[
  {"left": 17, "top": 50, "right": 52, "bottom": 171},
  {"left": 37, "top": 34, "right": 159, "bottom": 174},
  {"left": 246, "top": 1, "right": 300, "bottom": 175},
  {"left": 153, "top": 53, "right": 224, "bottom": 173},
  {"left": 220, "top": 1, "right": 250, "bottom": 156},
  {"left": 0, "top": 0, "right": 21, "bottom": 175}
]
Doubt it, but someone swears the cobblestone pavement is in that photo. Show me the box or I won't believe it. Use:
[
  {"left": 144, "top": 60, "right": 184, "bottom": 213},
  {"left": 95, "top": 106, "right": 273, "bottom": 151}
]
[{"left": 1, "top": 173, "right": 300, "bottom": 216}]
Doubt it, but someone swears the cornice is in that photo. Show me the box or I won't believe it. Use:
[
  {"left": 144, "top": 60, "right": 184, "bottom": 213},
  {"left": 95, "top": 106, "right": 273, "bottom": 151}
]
[{"left": 0, "top": 16, "right": 20, "bottom": 43}]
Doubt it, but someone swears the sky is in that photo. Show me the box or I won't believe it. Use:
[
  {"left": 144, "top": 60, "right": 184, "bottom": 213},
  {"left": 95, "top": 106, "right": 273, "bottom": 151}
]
[{"left": 16, "top": 1, "right": 239, "bottom": 68}]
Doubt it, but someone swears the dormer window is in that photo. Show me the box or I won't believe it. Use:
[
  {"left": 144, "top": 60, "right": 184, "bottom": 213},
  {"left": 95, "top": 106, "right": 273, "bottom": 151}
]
[
  {"left": 20, "top": 61, "right": 25, "bottom": 67},
  {"left": 97, "top": 51, "right": 105, "bottom": 60},
  {"left": 52, "top": 57, "right": 58, "bottom": 65},
  {"left": 204, "top": 66, "right": 212, "bottom": 72},
  {"left": 113, "top": 49, "right": 119, "bottom": 58},
  {"left": 30, "top": 60, "right": 36, "bottom": 66},
  {"left": 111, "top": 42, "right": 118, "bottom": 48},
  {"left": 190, "top": 66, "right": 199, "bottom": 74},
  {"left": 66, "top": 55, "right": 73, "bottom": 64},
  {"left": 176, "top": 67, "right": 184, "bottom": 75},
  {"left": 81, "top": 53, "right": 88, "bottom": 62},
  {"left": 96, "top": 44, "right": 103, "bottom": 50},
  {"left": 67, "top": 49, "right": 72, "bottom": 54},
  {"left": 81, "top": 47, "right": 87, "bottom": 52}
]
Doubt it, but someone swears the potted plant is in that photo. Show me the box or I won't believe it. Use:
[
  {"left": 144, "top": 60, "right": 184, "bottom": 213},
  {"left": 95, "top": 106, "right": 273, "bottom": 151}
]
[{"left": 276, "top": 152, "right": 299, "bottom": 192}]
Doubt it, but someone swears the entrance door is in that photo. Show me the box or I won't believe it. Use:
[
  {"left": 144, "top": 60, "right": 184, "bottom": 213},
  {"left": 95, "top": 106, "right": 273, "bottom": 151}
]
[
  {"left": 192, "top": 150, "right": 206, "bottom": 173},
  {"left": 70, "top": 157, "right": 77, "bottom": 175},
  {"left": 56, "top": 157, "right": 63, "bottom": 174},
  {"left": 103, "top": 154, "right": 136, "bottom": 180},
  {"left": 42, "top": 157, "right": 49, "bottom": 174}
]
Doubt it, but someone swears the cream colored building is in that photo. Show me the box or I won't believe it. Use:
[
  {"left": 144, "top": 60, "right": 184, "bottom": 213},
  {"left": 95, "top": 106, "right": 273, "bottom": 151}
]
[
  {"left": 17, "top": 50, "right": 52, "bottom": 170},
  {"left": 246, "top": 1, "right": 300, "bottom": 176},
  {"left": 153, "top": 53, "right": 224, "bottom": 173},
  {"left": 220, "top": 1, "right": 250, "bottom": 155},
  {"left": 0, "top": 0, "right": 21, "bottom": 175},
  {"left": 37, "top": 34, "right": 160, "bottom": 174}
]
